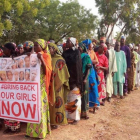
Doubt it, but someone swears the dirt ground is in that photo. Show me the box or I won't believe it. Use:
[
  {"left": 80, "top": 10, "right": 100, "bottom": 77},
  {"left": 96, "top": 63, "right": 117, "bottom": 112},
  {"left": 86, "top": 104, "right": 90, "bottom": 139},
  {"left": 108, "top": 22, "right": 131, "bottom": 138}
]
[{"left": 0, "top": 89, "right": 140, "bottom": 140}]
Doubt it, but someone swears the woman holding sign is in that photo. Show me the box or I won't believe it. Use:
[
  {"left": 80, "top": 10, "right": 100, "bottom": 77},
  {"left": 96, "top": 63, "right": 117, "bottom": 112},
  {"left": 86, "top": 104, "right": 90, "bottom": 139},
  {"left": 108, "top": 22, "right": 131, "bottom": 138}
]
[
  {"left": 1, "top": 43, "right": 20, "bottom": 133},
  {"left": 26, "top": 39, "right": 52, "bottom": 139},
  {"left": 48, "top": 43, "right": 70, "bottom": 129}
]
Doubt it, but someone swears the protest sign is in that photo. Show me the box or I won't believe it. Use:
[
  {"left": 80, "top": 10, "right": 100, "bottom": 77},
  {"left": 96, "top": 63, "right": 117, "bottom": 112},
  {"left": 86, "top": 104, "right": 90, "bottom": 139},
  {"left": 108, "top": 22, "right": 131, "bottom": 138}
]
[{"left": 0, "top": 54, "right": 41, "bottom": 123}]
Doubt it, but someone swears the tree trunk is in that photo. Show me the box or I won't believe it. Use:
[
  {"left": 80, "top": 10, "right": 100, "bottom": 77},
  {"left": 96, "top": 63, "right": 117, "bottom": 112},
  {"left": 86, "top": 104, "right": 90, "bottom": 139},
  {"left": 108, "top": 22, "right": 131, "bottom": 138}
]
[
  {"left": 107, "top": 24, "right": 115, "bottom": 39},
  {"left": 105, "top": 24, "right": 109, "bottom": 37},
  {"left": 117, "top": 24, "right": 127, "bottom": 41}
]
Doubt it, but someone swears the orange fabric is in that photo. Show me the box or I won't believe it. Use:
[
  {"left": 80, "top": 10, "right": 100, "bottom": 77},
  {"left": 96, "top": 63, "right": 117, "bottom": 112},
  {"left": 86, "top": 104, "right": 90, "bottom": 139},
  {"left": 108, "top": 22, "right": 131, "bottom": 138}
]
[
  {"left": 87, "top": 49, "right": 98, "bottom": 63},
  {"left": 41, "top": 51, "right": 52, "bottom": 95}
]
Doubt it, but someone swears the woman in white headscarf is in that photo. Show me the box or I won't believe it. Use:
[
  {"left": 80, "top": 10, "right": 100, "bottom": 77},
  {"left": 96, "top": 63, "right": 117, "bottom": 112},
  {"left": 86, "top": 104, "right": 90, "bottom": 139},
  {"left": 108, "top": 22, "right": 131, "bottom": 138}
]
[{"left": 62, "top": 37, "right": 83, "bottom": 124}]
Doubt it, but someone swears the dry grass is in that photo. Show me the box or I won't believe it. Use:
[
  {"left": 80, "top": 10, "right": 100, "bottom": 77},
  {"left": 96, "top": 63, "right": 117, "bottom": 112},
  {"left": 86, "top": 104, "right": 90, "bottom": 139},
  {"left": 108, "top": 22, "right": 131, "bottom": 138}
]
[{"left": 0, "top": 90, "right": 140, "bottom": 140}]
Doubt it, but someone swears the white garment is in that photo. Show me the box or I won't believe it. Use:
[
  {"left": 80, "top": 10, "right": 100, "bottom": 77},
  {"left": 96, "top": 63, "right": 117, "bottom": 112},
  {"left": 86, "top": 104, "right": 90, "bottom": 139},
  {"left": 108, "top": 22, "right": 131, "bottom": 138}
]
[
  {"left": 66, "top": 87, "right": 81, "bottom": 121},
  {"left": 136, "top": 54, "right": 140, "bottom": 86},
  {"left": 106, "top": 49, "right": 117, "bottom": 97}
]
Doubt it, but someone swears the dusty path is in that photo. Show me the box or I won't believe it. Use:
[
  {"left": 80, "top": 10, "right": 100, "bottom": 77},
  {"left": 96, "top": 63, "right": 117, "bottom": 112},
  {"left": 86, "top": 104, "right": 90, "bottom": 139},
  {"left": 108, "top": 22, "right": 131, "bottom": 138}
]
[{"left": 0, "top": 90, "right": 140, "bottom": 140}]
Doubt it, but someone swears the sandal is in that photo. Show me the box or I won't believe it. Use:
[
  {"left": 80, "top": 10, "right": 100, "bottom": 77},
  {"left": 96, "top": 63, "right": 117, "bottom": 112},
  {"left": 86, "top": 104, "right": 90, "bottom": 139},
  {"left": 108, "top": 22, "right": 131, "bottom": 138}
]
[
  {"left": 100, "top": 102, "right": 105, "bottom": 106},
  {"left": 25, "top": 135, "right": 30, "bottom": 138},
  {"left": 81, "top": 116, "right": 89, "bottom": 120},
  {"left": 51, "top": 125, "right": 58, "bottom": 130},
  {"left": 120, "top": 96, "right": 124, "bottom": 99},
  {"left": 72, "top": 120, "right": 78, "bottom": 125}
]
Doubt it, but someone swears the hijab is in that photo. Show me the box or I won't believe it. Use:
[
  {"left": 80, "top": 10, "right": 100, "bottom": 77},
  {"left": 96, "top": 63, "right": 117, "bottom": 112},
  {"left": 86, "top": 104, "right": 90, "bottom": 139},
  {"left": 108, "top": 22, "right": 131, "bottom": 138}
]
[{"left": 82, "top": 39, "right": 92, "bottom": 49}]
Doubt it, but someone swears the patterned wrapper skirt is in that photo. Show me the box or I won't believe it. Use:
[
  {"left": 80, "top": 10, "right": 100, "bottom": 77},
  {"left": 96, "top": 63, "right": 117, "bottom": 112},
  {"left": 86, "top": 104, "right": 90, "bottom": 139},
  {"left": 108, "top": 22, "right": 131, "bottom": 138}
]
[{"left": 65, "top": 87, "right": 81, "bottom": 121}]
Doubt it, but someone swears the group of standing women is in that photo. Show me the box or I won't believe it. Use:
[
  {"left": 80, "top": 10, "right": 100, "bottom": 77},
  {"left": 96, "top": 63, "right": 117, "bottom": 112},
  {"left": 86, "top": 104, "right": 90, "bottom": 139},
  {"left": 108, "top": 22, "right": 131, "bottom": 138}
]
[{"left": 1, "top": 36, "right": 137, "bottom": 139}]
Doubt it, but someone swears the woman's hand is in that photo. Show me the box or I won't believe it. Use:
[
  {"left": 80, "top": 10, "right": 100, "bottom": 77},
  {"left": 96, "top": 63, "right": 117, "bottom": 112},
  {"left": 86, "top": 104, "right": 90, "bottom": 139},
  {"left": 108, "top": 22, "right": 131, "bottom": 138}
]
[
  {"left": 83, "top": 79, "right": 87, "bottom": 85},
  {"left": 92, "top": 60, "right": 98, "bottom": 65},
  {"left": 37, "top": 52, "right": 42, "bottom": 60},
  {"left": 112, "top": 72, "right": 114, "bottom": 77},
  {"left": 27, "top": 52, "right": 31, "bottom": 56}
]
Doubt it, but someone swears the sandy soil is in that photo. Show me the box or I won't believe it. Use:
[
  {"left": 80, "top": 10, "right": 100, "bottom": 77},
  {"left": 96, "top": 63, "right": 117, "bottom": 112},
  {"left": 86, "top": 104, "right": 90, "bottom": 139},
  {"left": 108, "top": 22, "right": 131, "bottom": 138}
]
[{"left": 0, "top": 89, "right": 140, "bottom": 140}]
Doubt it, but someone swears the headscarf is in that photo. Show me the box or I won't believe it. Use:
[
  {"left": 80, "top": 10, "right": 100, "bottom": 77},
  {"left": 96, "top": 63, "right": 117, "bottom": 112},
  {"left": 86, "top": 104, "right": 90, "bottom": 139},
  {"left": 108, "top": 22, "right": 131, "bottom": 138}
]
[
  {"left": 129, "top": 43, "right": 133, "bottom": 49},
  {"left": 121, "top": 36, "right": 126, "bottom": 40},
  {"left": 69, "top": 37, "right": 76, "bottom": 46},
  {"left": 35, "top": 39, "right": 50, "bottom": 53},
  {"left": 23, "top": 41, "right": 34, "bottom": 48},
  {"left": 36, "top": 41, "right": 52, "bottom": 97},
  {"left": 18, "top": 44, "right": 23, "bottom": 48},
  {"left": 49, "top": 43, "right": 61, "bottom": 55},
  {"left": 35, "top": 39, "right": 46, "bottom": 49},
  {"left": 4, "top": 43, "right": 15, "bottom": 52},
  {"left": 57, "top": 45, "right": 63, "bottom": 54},
  {"left": 79, "top": 42, "right": 87, "bottom": 53},
  {"left": 82, "top": 39, "right": 92, "bottom": 49},
  {"left": 49, "top": 40, "right": 55, "bottom": 43},
  {"left": 11, "top": 42, "right": 16, "bottom": 48},
  {"left": 69, "top": 37, "right": 77, "bottom": 50},
  {"left": 4, "top": 43, "right": 16, "bottom": 57}
]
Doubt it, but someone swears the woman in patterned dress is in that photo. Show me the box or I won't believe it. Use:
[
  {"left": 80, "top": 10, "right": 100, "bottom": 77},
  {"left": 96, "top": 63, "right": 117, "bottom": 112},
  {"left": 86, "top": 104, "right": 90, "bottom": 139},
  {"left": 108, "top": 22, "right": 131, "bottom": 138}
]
[
  {"left": 62, "top": 37, "right": 83, "bottom": 125},
  {"left": 95, "top": 43, "right": 108, "bottom": 106},
  {"left": 26, "top": 39, "right": 52, "bottom": 139},
  {"left": 78, "top": 43, "right": 92, "bottom": 119},
  {"left": 48, "top": 43, "right": 70, "bottom": 129}
]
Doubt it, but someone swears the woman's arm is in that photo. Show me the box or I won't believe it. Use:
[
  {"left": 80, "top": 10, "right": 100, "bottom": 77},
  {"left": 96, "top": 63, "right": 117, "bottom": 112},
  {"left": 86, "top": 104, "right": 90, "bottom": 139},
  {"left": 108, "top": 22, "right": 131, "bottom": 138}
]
[
  {"left": 83, "top": 68, "right": 90, "bottom": 84},
  {"left": 37, "top": 53, "right": 46, "bottom": 75}
]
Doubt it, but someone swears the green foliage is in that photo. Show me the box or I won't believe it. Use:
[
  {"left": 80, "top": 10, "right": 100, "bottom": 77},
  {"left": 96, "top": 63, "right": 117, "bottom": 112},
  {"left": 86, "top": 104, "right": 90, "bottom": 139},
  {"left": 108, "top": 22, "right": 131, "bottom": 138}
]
[
  {"left": 95, "top": 0, "right": 140, "bottom": 40},
  {"left": 126, "top": 33, "right": 140, "bottom": 45},
  {"left": 35, "top": 0, "right": 97, "bottom": 43},
  {"left": 0, "top": 0, "right": 98, "bottom": 44}
]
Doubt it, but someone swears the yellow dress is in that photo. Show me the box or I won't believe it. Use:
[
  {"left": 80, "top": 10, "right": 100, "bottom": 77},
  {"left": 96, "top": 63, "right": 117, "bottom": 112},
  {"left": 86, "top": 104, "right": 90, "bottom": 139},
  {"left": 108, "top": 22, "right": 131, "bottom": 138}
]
[
  {"left": 49, "top": 55, "right": 70, "bottom": 125},
  {"left": 26, "top": 68, "right": 51, "bottom": 139}
]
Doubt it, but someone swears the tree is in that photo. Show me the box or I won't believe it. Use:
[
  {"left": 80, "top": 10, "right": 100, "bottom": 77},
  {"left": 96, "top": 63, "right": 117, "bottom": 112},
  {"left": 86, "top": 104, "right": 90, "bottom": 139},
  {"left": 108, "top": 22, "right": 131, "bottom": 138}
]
[
  {"left": 0, "top": 0, "right": 98, "bottom": 44},
  {"left": 0, "top": 0, "right": 50, "bottom": 44},
  {"left": 35, "top": 0, "right": 98, "bottom": 43},
  {"left": 95, "top": 0, "right": 139, "bottom": 40}
]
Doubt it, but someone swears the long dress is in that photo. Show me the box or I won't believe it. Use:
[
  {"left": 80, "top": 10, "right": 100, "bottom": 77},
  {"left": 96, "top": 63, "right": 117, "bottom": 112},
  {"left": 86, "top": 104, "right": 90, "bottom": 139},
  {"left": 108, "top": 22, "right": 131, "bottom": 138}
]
[
  {"left": 133, "top": 51, "right": 139, "bottom": 89},
  {"left": 136, "top": 54, "right": 140, "bottom": 87},
  {"left": 87, "top": 49, "right": 99, "bottom": 108},
  {"left": 49, "top": 54, "right": 70, "bottom": 125},
  {"left": 128, "top": 51, "right": 135, "bottom": 91},
  {"left": 26, "top": 67, "right": 51, "bottom": 139},
  {"left": 63, "top": 49, "right": 83, "bottom": 121},
  {"left": 106, "top": 49, "right": 117, "bottom": 97},
  {"left": 113, "top": 51, "right": 127, "bottom": 95},
  {"left": 80, "top": 53, "right": 92, "bottom": 117},
  {"left": 89, "top": 66, "right": 99, "bottom": 107},
  {"left": 120, "top": 45, "right": 131, "bottom": 93},
  {"left": 95, "top": 52, "right": 108, "bottom": 102}
]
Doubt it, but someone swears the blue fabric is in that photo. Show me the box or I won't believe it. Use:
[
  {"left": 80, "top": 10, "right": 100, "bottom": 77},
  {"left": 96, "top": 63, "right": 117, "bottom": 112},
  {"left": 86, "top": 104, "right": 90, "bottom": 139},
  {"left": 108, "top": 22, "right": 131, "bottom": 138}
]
[
  {"left": 89, "top": 63, "right": 100, "bottom": 107},
  {"left": 82, "top": 39, "right": 92, "bottom": 49}
]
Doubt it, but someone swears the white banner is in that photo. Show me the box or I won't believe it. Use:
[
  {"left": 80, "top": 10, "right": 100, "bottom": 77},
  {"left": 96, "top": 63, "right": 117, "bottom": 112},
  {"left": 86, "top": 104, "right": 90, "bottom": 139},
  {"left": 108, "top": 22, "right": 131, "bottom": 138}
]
[{"left": 0, "top": 54, "right": 41, "bottom": 123}]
